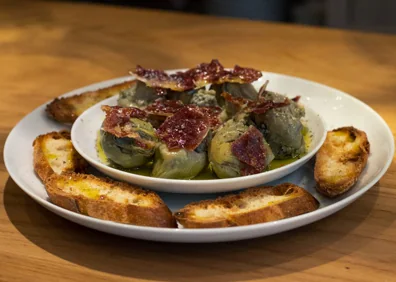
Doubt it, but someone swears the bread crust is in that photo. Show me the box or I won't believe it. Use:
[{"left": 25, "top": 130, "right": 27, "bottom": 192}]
[
  {"left": 45, "top": 173, "right": 177, "bottom": 228},
  {"left": 314, "top": 126, "right": 370, "bottom": 198},
  {"left": 175, "top": 183, "right": 319, "bottom": 228},
  {"left": 33, "top": 131, "right": 87, "bottom": 182},
  {"left": 46, "top": 80, "right": 136, "bottom": 124}
]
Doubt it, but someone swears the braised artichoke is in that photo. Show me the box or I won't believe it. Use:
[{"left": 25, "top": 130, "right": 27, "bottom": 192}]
[
  {"left": 209, "top": 116, "right": 274, "bottom": 178},
  {"left": 210, "top": 83, "right": 258, "bottom": 116},
  {"left": 100, "top": 118, "right": 158, "bottom": 168},
  {"left": 211, "top": 82, "right": 258, "bottom": 104},
  {"left": 152, "top": 143, "right": 207, "bottom": 179},
  {"left": 166, "top": 89, "right": 194, "bottom": 104},
  {"left": 117, "top": 80, "right": 159, "bottom": 108},
  {"left": 253, "top": 91, "right": 306, "bottom": 159},
  {"left": 190, "top": 89, "right": 219, "bottom": 107}
]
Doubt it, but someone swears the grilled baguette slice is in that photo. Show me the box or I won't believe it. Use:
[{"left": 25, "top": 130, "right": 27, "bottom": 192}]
[
  {"left": 46, "top": 80, "right": 136, "bottom": 124},
  {"left": 45, "top": 173, "right": 177, "bottom": 228},
  {"left": 175, "top": 183, "right": 319, "bottom": 228},
  {"left": 33, "top": 131, "right": 87, "bottom": 182},
  {"left": 314, "top": 126, "right": 370, "bottom": 198}
]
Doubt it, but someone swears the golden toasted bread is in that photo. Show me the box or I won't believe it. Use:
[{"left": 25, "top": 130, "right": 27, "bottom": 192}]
[
  {"left": 174, "top": 183, "right": 319, "bottom": 228},
  {"left": 314, "top": 126, "right": 370, "bottom": 198},
  {"left": 33, "top": 131, "right": 87, "bottom": 182},
  {"left": 45, "top": 173, "right": 177, "bottom": 228},
  {"left": 46, "top": 80, "right": 136, "bottom": 124}
]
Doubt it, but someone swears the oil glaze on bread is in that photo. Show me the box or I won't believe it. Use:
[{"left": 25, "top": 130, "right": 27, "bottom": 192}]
[{"left": 45, "top": 173, "right": 177, "bottom": 228}]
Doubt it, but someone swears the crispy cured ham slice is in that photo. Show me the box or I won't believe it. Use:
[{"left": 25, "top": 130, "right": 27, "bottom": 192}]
[
  {"left": 221, "top": 92, "right": 290, "bottom": 114},
  {"left": 101, "top": 105, "right": 148, "bottom": 139},
  {"left": 130, "top": 59, "right": 262, "bottom": 92},
  {"left": 156, "top": 106, "right": 210, "bottom": 151},
  {"left": 145, "top": 100, "right": 185, "bottom": 117},
  {"left": 231, "top": 126, "right": 267, "bottom": 176}
]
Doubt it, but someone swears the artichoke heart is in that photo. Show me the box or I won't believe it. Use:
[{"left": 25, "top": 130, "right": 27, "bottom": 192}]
[
  {"left": 100, "top": 118, "right": 158, "bottom": 168},
  {"left": 209, "top": 116, "right": 274, "bottom": 179},
  {"left": 211, "top": 82, "right": 258, "bottom": 107},
  {"left": 166, "top": 89, "right": 194, "bottom": 104},
  {"left": 117, "top": 80, "right": 159, "bottom": 108},
  {"left": 152, "top": 143, "right": 207, "bottom": 179},
  {"left": 254, "top": 91, "right": 306, "bottom": 159},
  {"left": 190, "top": 89, "right": 219, "bottom": 107}
]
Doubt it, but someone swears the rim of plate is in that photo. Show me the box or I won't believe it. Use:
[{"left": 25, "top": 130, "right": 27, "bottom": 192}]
[{"left": 3, "top": 71, "right": 394, "bottom": 235}]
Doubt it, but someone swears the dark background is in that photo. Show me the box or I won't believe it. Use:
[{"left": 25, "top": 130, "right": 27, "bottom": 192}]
[{"left": 63, "top": 0, "right": 396, "bottom": 34}]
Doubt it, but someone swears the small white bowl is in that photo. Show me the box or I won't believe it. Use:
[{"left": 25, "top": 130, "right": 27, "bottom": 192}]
[{"left": 71, "top": 76, "right": 326, "bottom": 194}]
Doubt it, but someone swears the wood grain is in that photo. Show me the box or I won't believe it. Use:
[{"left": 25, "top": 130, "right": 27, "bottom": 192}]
[{"left": 0, "top": 1, "right": 395, "bottom": 281}]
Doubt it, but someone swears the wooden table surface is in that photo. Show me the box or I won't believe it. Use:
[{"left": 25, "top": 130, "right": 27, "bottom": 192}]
[{"left": 1, "top": 1, "right": 396, "bottom": 281}]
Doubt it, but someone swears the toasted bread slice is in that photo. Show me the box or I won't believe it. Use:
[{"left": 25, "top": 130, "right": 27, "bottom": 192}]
[
  {"left": 174, "top": 183, "right": 319, "bottom": 228},
  {"left": 314, "top": 126, "right": 370, "bottom": 198},
  {"left": 46, "top": 80, "right": 136, "bottom": 124},
  {"left": 45, "top": 173, "right": 177, "bottom": 228},
  {"left": 33, "top": 131, "right": 87, "bottom": 182}
]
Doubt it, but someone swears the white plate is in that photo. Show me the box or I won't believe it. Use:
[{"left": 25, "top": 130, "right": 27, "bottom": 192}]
[
  {"left": 4, "top": 72, "right": 394, "bottom": 243},
  {"left": 71, "top": 76, "right": 326, "bottom": 193}
]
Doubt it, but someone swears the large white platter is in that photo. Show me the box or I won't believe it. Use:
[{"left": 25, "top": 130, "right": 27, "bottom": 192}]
[{"left": 4, "top": 72, "right": 394, "bottom": 243}]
